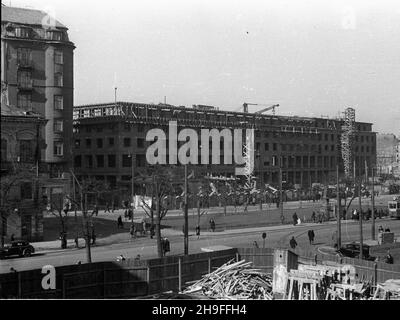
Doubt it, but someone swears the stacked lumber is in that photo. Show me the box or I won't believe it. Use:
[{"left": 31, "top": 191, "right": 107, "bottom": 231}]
[{"left": 183, "top": 259, "right": 273, "bottom": 300}]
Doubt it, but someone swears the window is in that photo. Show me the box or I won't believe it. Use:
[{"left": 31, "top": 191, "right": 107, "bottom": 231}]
[
  {"left": 46, "top": 31, "right": 63, "bottom": 41},
  {"left": 122, "top": 154, "right": 132, "bottom": 167},
  {"left": 123, "top": 138, "right": 131, "bottom": 147},
  {"left": 273, "top": 143, "right": 277, "bottom": 151},
  {"left": 137, "top": 138, "right": 145, "bottom": 148},
  {"left": 55, "top": 73, "right": 63, "bottom": 87},
  {"left": 74, "top": 155, "right": 82, "bottom": 167},
  {"left": 19, "top": 140, "right": 34, "bottom": 163},
  {"left": 1, "top": 138, "right": 7, "bottom": 161},
  {"left": 54, "top": 142, "right": 63, "bottom": 156},
  {"left": 96, "top": 138, "right": 103, "bottom": 148},
  {"left": 54, "top": 95, "right": 63, "bottom": 110},
  {"left": 108, "top": 155, "right": 116, "bottom": 168},
  {"left": 85, "top": 155, "right": 93, "bottom": 168},
  {"left": 96, "top": 127, "right": 103, "bottom": 133},
  {"left": 21, "top": 182, "right": 32, "bottom": 200},
  {"left": 86, "top": 126, "right": 92, "bottom": 133},
  {"left": 17, "top": 48, "right": 32, "bottom": 66},
  {"left": 86, "top": 139, "right": 92, "bottom": 148},
  {"left": 96, "top": 155, "right": 104, "bottom": 168},
  {"left": 54, "top": 50, "right": 63, "bottom": 65},
  {"left": 108, "top": 137, "right": 115, "bottom": 146},
  {"left": 264, "top": 143, "right": 269, "bottom": 151},
  {"left": 137, "top": 124, "right": 144, "bottom": 132},
  {"left": 124, "top": 123, "right": 131, "bottom": 131},
  {"left": 54, "top": 120, "right": 63, "bottom": 132},
  {"left": 18, "top": 70, "right": 32, "bottom": 88},
  {"left": 16, "top": 27, "right": 30, "bottom": 38}
]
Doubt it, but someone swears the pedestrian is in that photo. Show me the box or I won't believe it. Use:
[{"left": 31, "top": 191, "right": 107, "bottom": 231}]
[
  {"left": 385, "top": 250, "right": 394, "bottom": 264},
  {"left": 332, "top": 231, "right": 338, "bottom": 248},
  {"left": 253, "top": 241, "right": 259, "bottom": 248},
  {"left": 128, "top": 208, "right": 133, "bottom": 221},
  {"left": 130, "top": 224, "right": 135, "bottom": 239},
  {"left": 92, "top": 205, "right": 98, "bottom": 217},
  {"left": 318, "top": 212, "right": 323, "bottom": 223},
  {"left": 142, "top": 219, "right": 147, "bottom": 235},
  {"left": 211, "top": 219, "right": 216, "bottom": 232},
  {"left": 342, "top": 209, "right": 347, "bottom": 220},
  {"left": 289, "top": 236, "right": 297, "bottom": 249},
  {"left": 91, "top": 230, "right": 96, "bottom": 245},
  {"left": 195, "top": 225, "right": 200, "bottom": 239},
  {"left": 117, "top": 215, "right": 123, "bottom": 229},
  {"left": 307, "top": 230, "right": 315, "bottom": 245},
  {"left": 74, "top": 233, "right": 79, "bottom": 248},
  {"left": 293, "top": 212, "right": 298, "bottom": 226},
  {"left": 150, "top": 224, "right": 155, "bottom": 239},
  {"left": 10, "top": 234, "right": 15, "bottom": 242},
  {"left": 311, "top": 211, "right": 316, "bottom": 223}
]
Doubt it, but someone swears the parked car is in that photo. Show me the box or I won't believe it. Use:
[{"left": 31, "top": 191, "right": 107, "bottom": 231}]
[
  {"left": 0, "top": 241, "right": 35, "bottom": 259},
  {"left": 337, "top": 242, "right": 375, "bottom": 261}
]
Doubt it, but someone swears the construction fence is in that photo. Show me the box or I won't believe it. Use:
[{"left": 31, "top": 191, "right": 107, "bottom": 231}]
[{"left": 0, "top": 247, "right": 399, "bottom": 299}]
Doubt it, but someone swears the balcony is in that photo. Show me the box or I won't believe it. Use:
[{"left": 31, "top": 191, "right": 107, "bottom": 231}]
[{"left": 17, "top": 79, "right": 34, "bottom": 91}]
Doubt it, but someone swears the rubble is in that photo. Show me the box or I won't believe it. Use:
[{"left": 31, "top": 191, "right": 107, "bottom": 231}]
[{"left": 182, "top": 259, "right": 273, "bottom": 300}]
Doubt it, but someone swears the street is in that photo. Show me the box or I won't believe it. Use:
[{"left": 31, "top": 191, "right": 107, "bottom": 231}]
[{"left": 1, "top": 218, "right": 399, "bottom": 273}]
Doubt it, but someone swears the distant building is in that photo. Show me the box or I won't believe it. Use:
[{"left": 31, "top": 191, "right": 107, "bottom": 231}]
[
  {"left": 377, "top": 133, "right": 399, "bottom": 176},
  {"left": 1, "top": 6, "right": 75, "bottom": 177},
  {"left": 72, "top": 102, "right": 376, "bottom": 203}
]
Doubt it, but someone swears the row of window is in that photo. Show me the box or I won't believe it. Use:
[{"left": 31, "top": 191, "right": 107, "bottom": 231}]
[
  {"left": 16, "top": 48, "right": 63, "bottom": 65},
  {"left": 17, "top": 94, "right": 63, "bottom": 110},
  {"left": 10, "top": 27, "right": 65, "bottom": 42},
  {"left": 75, "top": 137, "right": 145, "bottom": 149},
  {"left": 74, "top": 154, "right": 147, "bottom": 168}
]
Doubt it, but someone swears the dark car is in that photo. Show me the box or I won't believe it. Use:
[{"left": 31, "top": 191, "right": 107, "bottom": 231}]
[
  {"left": 0, "top": 241, "right": 35, "bottom": 259},
  {"left": 337, "top": 242, "right": 375, "bottom": 261}
]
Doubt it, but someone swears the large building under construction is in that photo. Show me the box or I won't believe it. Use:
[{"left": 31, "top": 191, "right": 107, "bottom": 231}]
[{"left": 72, "top": 102, "right": 376, "bottom": 197}]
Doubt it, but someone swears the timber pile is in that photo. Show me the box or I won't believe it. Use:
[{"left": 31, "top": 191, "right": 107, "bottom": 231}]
[{"left": 183, "top": 259, "right": 273, "bottom": 300}]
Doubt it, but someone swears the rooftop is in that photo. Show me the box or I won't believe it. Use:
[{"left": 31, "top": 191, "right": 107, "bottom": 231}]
[{"left": 1, "top": 6, "right": 66, "bottom": 29}]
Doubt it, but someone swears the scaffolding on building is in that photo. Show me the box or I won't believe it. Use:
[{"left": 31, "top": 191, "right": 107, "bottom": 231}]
[{"left": 341, "top": 107, "right": 356, "bottom": 178}]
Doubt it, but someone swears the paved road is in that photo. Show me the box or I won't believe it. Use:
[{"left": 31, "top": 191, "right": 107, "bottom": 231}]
[{"left": 2, "top": 218, "right": 399, "bottom": 273}]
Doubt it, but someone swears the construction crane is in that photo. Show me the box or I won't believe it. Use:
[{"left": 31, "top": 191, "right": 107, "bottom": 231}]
[{"left": 243, "top": 103, "right": 280, "bottom": 115}]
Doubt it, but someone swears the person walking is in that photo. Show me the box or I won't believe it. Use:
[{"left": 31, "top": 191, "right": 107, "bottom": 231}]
[
  {"left": 311, "top": 211, "right": 316, "bottom": 223},
  {"left": 289, "top": 236, "right": 297, "bottom": 249},
  {"left": 195, "top": 225, "right": 200, "bottom": 239},
  {"left": 130, "top": 224, "right": 135, "bottom": 239},
  {"left": 117, "top": 216, "right": 123, "bottom": 229},
  {"left": 292, "top": 212, "right": 298, "bottom": 226},
  {"left": 74, "top": 233, "right": 79, "bottom": 248},
  {"left": 10, "top": 234, "right": 15, "bottom": 242},
  {"left": 211, "top": 219, "right": 216, "bottom": 232},
  {"left": 307, "top": 230, "right": 315, "bottom": 245},
  {"left": 105, "top": 203, "right": 111, "bottom": 213}
]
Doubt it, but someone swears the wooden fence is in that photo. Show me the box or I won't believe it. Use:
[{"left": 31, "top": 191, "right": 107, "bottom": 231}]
[{"left": 1, "top": 247, "right": 399, "bottom": 299}]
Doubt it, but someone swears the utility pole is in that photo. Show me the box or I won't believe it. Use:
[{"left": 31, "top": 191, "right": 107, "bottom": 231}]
[
  {"left": 83, "top": 192, "right": 92, "bottom": 263},
  {"left": 184, "top": 164, "right": 189, "bottom": 255},
  {"left": 336, "top": 165, "right": 341, "bottom": 249},
  {"left": 358, "top": 166, "right": 363, "bottom": 260},
  {"left": 279, "top": 157, "right": 284, "bottom": 224},
  {"left": 131, "top": 152, "right": 135, "bottom": 225},
  {"left": 371, "top": 166, "right": 376, "bottom": 240}
]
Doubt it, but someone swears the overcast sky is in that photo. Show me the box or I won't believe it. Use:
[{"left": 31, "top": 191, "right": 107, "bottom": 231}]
[{"left": 5, "top": 0, "right": 400, "bottom": 133}]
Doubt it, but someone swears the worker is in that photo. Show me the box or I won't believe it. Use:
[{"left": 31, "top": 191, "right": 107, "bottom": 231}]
[{"left": 385, "top": 251, "right": 394, "bottom": 264}]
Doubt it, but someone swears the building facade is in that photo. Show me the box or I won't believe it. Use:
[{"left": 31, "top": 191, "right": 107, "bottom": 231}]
[
  {"left": 1, "top": 6, "right": 75, "bottom": 177},
  {"left": 72, "top": 102, "right": 376, "bottom": 201},
  {"left": 377, "top": 133, "right": 400, "bottom": 177},
  {"left": 0, "top": 104, "right": 47, "bottom": 243}
]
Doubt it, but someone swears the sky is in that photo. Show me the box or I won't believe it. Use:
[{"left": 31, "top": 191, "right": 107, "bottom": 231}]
[{"left": 4, "top": 0, "right": 400, "bottom": 133}]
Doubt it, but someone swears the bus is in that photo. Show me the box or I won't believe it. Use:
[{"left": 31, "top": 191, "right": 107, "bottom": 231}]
[{"left": 388, "top": 196, "right": 400, "bottom": 219}]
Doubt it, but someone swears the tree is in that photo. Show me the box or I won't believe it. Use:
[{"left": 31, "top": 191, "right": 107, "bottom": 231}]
[{"left": 0, "top": 162, "right": 37, "bottom": 247}]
